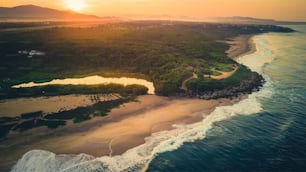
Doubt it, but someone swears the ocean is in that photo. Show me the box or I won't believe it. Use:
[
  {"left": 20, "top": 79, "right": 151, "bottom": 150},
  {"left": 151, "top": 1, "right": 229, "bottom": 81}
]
[
  {"left": 12, "top": 25, "right": 306, "bottom": 172},
  {"left": 147, "top": 25, "right": 306, "bottom": 172}
]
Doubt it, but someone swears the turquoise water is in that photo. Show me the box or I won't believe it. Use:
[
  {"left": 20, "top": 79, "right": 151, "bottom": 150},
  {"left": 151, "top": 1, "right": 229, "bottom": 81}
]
[{"left": 147, "top": 25, "right": 306, "bottom": 171}]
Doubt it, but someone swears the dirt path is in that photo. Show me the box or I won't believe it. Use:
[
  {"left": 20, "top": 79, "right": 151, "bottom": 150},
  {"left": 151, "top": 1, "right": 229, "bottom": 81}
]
[{"left": 180, "top": 72, "right": 198, "bottom": 91}]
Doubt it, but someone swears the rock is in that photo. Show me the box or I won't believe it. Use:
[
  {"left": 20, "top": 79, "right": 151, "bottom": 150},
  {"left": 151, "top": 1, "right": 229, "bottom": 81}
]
[{"left": 183, "top": 71, "right": 265, "bottom": 100}]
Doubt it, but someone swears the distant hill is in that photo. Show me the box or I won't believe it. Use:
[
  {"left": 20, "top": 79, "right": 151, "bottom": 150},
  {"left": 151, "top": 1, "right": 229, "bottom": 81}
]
[
  {"left": 212, "top": 16, "right": 306, "bottom": 25},
  {"left": 0, "top": 5, "right": 100, "bottom": 19}
]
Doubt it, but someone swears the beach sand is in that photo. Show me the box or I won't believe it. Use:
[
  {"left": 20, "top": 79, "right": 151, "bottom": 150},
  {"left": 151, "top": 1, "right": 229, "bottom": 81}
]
[
  {"left": 0, "top": 95, "right": 243, "bottom": 171},
  {"left": 226, "top": 34, "right": 256, "bottom": 59}
]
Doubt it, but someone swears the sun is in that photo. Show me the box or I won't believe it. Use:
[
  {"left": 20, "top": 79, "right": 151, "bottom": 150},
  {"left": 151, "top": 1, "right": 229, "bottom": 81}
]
[{"left": 66, "top": 0, "right": 87, "bottom": 12}]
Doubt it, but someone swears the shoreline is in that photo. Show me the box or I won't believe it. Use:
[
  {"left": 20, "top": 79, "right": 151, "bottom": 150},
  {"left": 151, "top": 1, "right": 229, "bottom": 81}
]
[
  {"left": 1, "top": 34, "right": 258, "bottom": 171},
  {"left": 179, "top": 34, "right": 263, "bottom": 100},
  {"left": 186, "top": 34, "right": 263, "bottom": 100},
  {"left": 226, "top": 34, "right": 257, "bottom": 60}
]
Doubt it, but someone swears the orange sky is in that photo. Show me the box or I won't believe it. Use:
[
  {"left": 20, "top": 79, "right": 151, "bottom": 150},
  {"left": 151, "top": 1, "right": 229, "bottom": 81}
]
[{"left": 1, "top": 0, "right": 306, "bottom": 21}]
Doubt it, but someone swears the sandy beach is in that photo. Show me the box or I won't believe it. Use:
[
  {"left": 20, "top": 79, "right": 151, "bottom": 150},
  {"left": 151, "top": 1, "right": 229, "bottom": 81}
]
[
  {"left": 226, "top": 34, "right": 256, "bottom": 59},
  {"left": 0, "top": 95, "right": 243, "bottom": 171},
  {"left": 0, "top": 34, "right": 255, "bottom": 171}
]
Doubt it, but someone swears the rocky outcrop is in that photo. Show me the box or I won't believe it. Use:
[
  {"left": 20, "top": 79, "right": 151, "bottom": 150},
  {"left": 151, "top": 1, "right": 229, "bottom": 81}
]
[{"left": 186, "top": 72, "right": 264, "bottom": 99}]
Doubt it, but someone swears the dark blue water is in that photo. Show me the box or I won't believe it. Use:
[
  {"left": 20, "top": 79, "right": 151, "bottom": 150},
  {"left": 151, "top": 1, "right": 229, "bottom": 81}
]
[{"left": 147, "top": 26, "right": 306, "bottom": 172}]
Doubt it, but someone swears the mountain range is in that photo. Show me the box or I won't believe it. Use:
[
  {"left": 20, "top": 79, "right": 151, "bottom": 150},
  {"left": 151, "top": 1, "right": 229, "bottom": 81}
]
[
  {"left": 0, "top": 5, "right": 100, "bottom": 19},
  {"left": 0, "top": 5, "right": 305, "bottom": 25}
]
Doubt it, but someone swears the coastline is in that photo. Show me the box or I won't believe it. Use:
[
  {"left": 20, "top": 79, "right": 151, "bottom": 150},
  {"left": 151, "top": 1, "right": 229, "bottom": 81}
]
[
  {"left": 182, "top": 34, "right": 263, "bottom": 100},
  {"left": 1, "top": 34, "right": 258, "bottom": 171},
  {"left": 226, "top": 34, "right": 257, "bottom": 60},
  {"left": 187, "top": 34, "right": 263, "bottom": 100}
]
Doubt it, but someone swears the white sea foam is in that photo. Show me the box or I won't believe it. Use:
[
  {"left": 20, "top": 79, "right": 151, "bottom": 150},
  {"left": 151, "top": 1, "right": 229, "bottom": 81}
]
[{"left": 11, "top": 34, "right": 277, "bottom": 172}]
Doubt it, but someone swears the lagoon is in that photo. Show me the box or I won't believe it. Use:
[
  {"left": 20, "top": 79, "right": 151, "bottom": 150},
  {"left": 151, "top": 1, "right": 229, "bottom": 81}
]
[{"left": 12, "top": 75, "right": 155, "bottom": 94}]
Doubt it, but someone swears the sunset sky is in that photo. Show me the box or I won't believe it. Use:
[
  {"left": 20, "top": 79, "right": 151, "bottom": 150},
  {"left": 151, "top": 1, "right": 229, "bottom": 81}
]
[{"left": 1, "top": 0, "right": 306, "bottom": 21}]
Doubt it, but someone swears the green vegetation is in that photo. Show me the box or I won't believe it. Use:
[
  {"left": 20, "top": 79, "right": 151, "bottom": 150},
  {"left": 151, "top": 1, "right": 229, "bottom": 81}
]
[
  {"left": 1, "top": 84, "right": 148, "bottom": 99},
  {"left": 0, "top": 21, "right": 294, "bottom": 97},
  {"left": 73, "top": 114, "right": 91, "bottom": 123},
  {"left": 214, "top": 63, "right": 235, "bottom": 72},
  {"left": 45, "top": 98, "right": 129, "bottom": 124},
  {"left": 216, "top": 67, "right": 234, "bottom": 72},
  {"left": 187, "top": 66, "right": 252, "bottom": 92},
  {"left": 44, "top": 120, "right": 66, "bottom": 129},
  {"left": 211, "top": 71, "right": 222, "bottom": 76}
]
